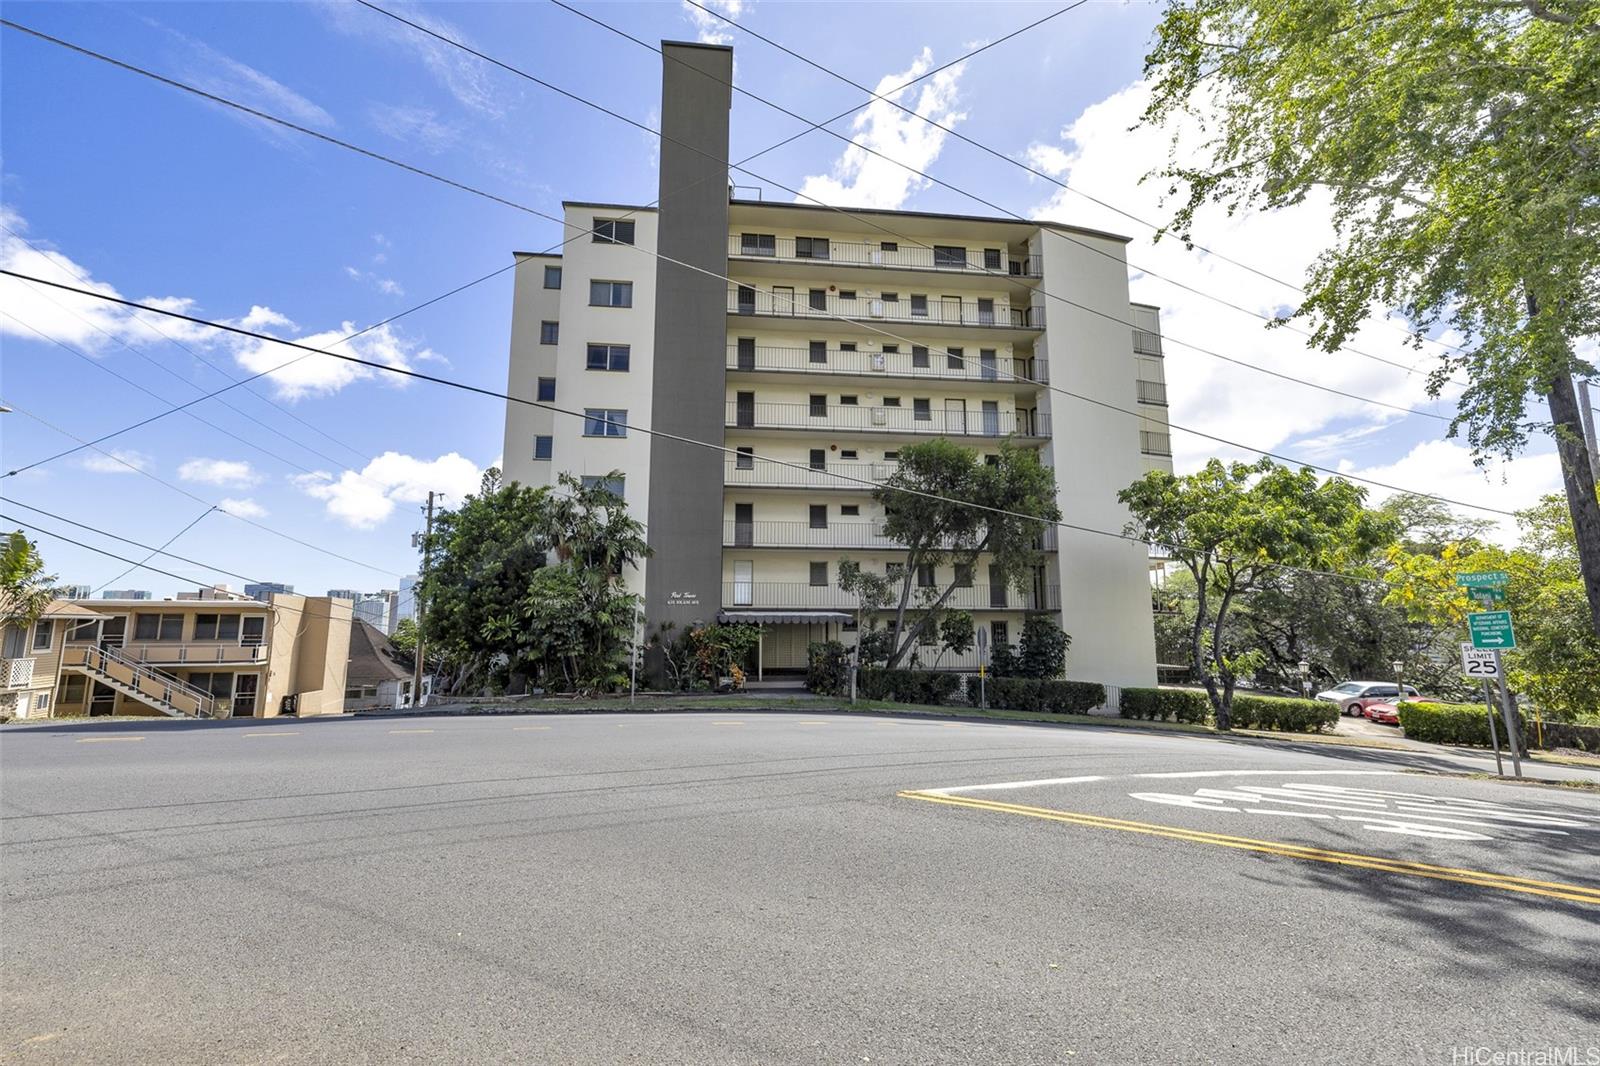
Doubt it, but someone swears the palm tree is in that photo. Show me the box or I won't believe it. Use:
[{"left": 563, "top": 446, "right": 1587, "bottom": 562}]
[{"left": 1, "top": 531, "right": 56, "bottom": 632}]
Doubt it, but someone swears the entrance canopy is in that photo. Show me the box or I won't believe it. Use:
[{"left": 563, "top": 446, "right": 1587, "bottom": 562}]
[{"left": 718, "top": 610, "right": 853, "bottom": 625}]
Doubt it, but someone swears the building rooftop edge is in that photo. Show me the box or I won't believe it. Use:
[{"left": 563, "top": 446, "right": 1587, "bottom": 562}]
[
  {"left": 561, "top": 200, "right": 660, "bottom": 213},
  {"left": 729, "top": 198, "right": 1132, "bottom": 245},
  {"left": 660, "top": 38, "right": 734, "bottom": 52}
]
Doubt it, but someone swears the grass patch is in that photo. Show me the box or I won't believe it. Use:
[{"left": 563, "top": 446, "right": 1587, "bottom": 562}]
[{"left": 1401, "top": 769, "right": 1600, "bottom": 794}]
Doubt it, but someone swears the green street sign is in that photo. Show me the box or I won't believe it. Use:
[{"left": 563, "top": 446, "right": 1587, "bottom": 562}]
[
  {"left": 1467, "top": 586, "right": 1506, "bottom": 606},
  {"left": 1467, "top": 610, "right": 1517, "bottom": 650},
  {"left": 1457, "top": 570, "right": 1510, "bottom": 589}
]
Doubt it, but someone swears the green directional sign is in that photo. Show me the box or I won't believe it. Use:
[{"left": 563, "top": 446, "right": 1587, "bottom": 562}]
[
  {"left": 1457, "top": 570, "right": 1510, "bottom": 589},
  {"left": 1467, "top": 610, "right": 1516, "bottom": 650},
  {"left": 1467, "top": 586, "right": 1506, "bottom": 606}
]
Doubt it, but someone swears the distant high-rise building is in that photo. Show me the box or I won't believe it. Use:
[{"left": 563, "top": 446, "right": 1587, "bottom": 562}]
[
  {"left": 243, "top": 582, "right": 293, "bottom": 600},
  {"left": 326, "top": 589, "right": 399, "bottom": 634},
  {"left": 326, "top": 588, "right": 363, "bottom": 602},
  {"left": 396, "top": 575, "right": 419, "bottom": 627},
  {"left": 100, "top": 589, "right": 153, "bottom": 600},
  {"left": 53, "top": 584, "right": 92, "bottom": 600}
]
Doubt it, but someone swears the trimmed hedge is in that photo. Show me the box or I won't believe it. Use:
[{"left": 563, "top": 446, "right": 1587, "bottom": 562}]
[
  {"left": 1229, "top": 694, "right": 1338, "bottom": 733},
  {"left": 980, "top": 677, "right": 1106, "bottom": 714},
  {"left": 1396, "top": 700, "right": 1526, "bottom": 749},
  {"left": 806, "top": 641, "right": 850, "bottom": 697},
  {"left": 1122, "top": 688, "right": 1336, "bottom": 732},
  {"left": 857, "top": 668, "right": 962, "bottom": 706},
  {"left": 1121, "top": 687, "right": 1210, "bottom": 724}
]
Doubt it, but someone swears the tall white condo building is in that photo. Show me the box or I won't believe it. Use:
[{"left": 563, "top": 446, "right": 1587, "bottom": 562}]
[{"left": 502, "top": 41, "right": 1172, "bottom": 688}]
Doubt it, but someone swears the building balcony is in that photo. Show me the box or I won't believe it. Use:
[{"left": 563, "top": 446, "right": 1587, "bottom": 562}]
[
  {"left": 724, "top": 458, "right": 897, "bottom": 491},
  {"left": 1140, "top": 430, "right": 1173, "bottom": 457},
  {"left": 2, "top": 657, "right": 35, "bottom": 689},
  {"left": 723, "top": 519, "right": 1057, "bottom": 552},
  {"left": 725, "top": 401, "right": 1049, "bottom": 440},
  {"left": 68, "top": 639, "right": 268, "bottom": 666},
  {"left": 723, "top": 582, "right": 1060, "bottom": 612},
  {"left": 1136, "top": 380, "right": 1168, "bottom": 406},
  {"left": 1133, "top": 328, "right": 1164, "bottom": 356},
  {"left": 727, "top": 288, "right": 1043, "bottom": 339},
  {"left": 729, "top": 234, "right": 1041, "bottom": 281},
  {"left": 725, "top": 344, "right": 1047, "bottom": 387}
]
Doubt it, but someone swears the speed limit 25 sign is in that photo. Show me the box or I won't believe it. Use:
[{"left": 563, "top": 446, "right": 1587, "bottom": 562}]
[{"left": 1460, "top": 644, "right": 1500, "bottom": 679}]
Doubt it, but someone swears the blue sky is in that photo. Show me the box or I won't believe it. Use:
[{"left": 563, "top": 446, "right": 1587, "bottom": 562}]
[{"left": 0, "top": 0, "right": 1562, "bottom": 599}]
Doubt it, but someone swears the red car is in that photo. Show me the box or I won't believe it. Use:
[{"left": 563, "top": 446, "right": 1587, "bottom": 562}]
[{"left": 1364, "top": 697, "right": 1437, "bottom": 726}]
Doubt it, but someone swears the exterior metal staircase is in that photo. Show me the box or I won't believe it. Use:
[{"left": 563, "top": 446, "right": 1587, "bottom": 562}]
[{"left": 61, "top": 644, "right": 218, "bottom": 718}]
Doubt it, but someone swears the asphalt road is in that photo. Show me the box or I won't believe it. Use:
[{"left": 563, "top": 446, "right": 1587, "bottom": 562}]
[{"left": 3, "top": 712, "right": 1598, "bottom": 1065}]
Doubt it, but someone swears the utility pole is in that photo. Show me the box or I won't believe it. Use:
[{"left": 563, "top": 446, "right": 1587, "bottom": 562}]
[
  {"left": 1579, "top": 377, "right": 1599, "bottom": 485},
  {"left": 412, "top": 491, "right": 435, "bottom": 709}
]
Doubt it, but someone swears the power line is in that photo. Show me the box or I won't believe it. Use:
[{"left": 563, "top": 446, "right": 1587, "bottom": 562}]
[
  {"left": 358, "top": 3, "right": 1455, "bottom": 425},
  {"left": 676, "top": 0, "right": 1477, "bottom": 369},
  {"left": 0, "top": 28, "right": 1511, "bottom": 512},
  {"left": 90, "top": 504, "right": 216, "bottom": 595},
  {"left": 0, "top": 397, "right": 401, "bottom": 576},
  {"left": 3, "top": 273, "right": 1519, "bottom": 537}
]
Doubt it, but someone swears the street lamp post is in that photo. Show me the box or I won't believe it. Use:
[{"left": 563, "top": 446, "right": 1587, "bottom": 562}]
[
  {"left": 1297, "top": 659, "right": 1310, "bottom": 700},
  {"left": 1392, "top": 659, "right": 1405, "bottom": 703}
]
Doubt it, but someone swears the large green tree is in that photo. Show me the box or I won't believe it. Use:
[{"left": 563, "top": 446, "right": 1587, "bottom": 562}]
[
  {"left": 1141, "top": 0, "right": 1600, "bottom": 634},
  {"left": 1120, "top": 459, "right": 1397, "bottom": 726},
  {"left": 874, "top": 440, "right": 1060, "bottom": 668},
  {"left": 1, "top": 531, "right": 55, "bottom": 632}
]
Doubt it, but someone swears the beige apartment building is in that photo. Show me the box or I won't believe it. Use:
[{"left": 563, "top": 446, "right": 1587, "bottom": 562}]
[
  {"left": 500, "top": 42, "right": 1173, "bottom": 688},
  {"left": 0, "top": 591, "right": 351, "bottom": 719}
]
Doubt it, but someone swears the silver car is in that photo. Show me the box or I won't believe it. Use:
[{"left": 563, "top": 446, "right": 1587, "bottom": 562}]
[{"left": 1315, "top": 681, "right": 1421, "bottom": 716}]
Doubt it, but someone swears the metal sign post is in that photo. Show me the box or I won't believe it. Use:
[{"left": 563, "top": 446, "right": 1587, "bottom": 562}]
[
  {"left": 1493, "top": 650, "right": 1522, "bottom": 778},
  {"left": 1481, "top": 680, "right": 1505, "bottom": 777},
  {"left": 976, "top": 627, "right": 989, "bottom": 710}
]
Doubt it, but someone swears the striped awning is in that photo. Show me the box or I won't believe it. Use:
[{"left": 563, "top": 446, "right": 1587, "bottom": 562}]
[{"left": 718, "top": 610, "right": 852, "bottom": 625}]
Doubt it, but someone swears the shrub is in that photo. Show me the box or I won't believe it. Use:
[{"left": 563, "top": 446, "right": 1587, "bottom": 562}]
[
  {"left": 1396, "top": 700, "right": 1525, "bottom": 748},
  {"left": 806, "top": 641, "right": 850, "bottom": 697},
  {"left": 1121, "top": 687, "right": 1210, "bottom": 723},
  {"left": 982, "top": 677, "right": 1106, "bottom": 714},
  {"left": 1017, "top": 616, "right": 1071, "bottom": 679},
  {"left": 857, "top": 668, "right": 961, "bottom": 706},
  {"left": 1230, "top": 694, "right": 1338, "bottom": 733}
]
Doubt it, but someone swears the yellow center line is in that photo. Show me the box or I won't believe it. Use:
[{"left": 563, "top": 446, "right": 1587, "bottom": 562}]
[
  {"left": 75, "top": 736, "right": 145, "bottom": 743},
  {"left": 711, "top": 721, "right": 745, "bottom": 726},
  {"left": 898, "top": 790, "right": 1600, "bottom": 906},
  {"left": 245, "top": 731, "right": 299, "bottom": 738},
  {"left": 512, "top": 725, "right": 551, "bottom": 731},
  {"left": 796, "top": 721, "right": 831, "bottom": 726},
  {"left": 388, "top": 729, "right": 434, "bottom": 735}
]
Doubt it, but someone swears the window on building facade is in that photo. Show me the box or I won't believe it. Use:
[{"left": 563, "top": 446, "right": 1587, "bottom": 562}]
[
  {"left": 954, "top": 564, "right": 974, "bottom": 588},
  {"left": 913, "top": 399, "right": 931, "bottom": 421},
  {"left": 795, "top": 236, "right": 830, "bottom": 260},
  {"left": 134, "top": 613, "right": 183, "bottom": 642},
  {"left": 840, "top": 504, "right": 860, "bottom": 516},
  {"left": 809, "top": 562, "right": 828, "bottom": 587},
  {"left": 809, "top": 505, "right": 828, "bottom": 529},
  {"left": 61, "top": 674, "right": 87, "bottom": 704},
  {"left": 886, "top": 562, "right": 905, "bottom": 579},
  {"left": 589, "top": 280, "right": 633, "bottom": 307},
  {"left": 933, "top": 245, "right": 967, "bottom": 268},
  {"left": 544, "top": 265, "right": 562, "bottom": 289},
  {"left": 740, "top": 232, "right": 776, "bottom": 256},
  {"left": 947, "top": 346, "right": 965, "bottom": 370},
  {"left": 187, "top": 672, "right": 236, "bottom": 699},
  {"left": 583, "top": 409, "right": 628, "bottom": 437},
  {"left": 880, "top": 241, "right": 898, "bottom": 252},
  {"left": 241, "top": 617, "right": 265, "bottom": 647},
  {"left": 31, "top": 619, "right": 51, "bottom": 651},
  {"left": 917, "top": 564, "right": 937, "bottom": 587},
  {"left": 809, "top": 340, "right": 827, "bottom": 364},
  {"left": 878, "top": 294, "right": 897, "bottom": 306},
  {"left": 839, "top": 395, "right": 858, "bottom": 406},
  {"left": 580, "top": 475, "right": 625, "bottom": 499},
  {"left": 809, "top": 449, "right": 826, "bottom": 471},
  {"left": 194, "top": 614, "right": 240, "bottom": 642},
  {"left": 809, "top": 394, "right": 827, "bottom": 417},
  {"left": 984, "top": 248, "right": 1002, "bottom": 270},
  {"left": 910, "top": 294, "right": 928, "bottom": 317},
  {"left": 592, "top": 218, "right": 635, "bottom": 245},
  {"left": 840, "top": 342, "right": 857, "bottom": 352},
  {"left": 534, "top": 436, "right": 553, "bottom": 460},
  {"left": 735, "top": 446, "right": 754, "bottom": 470},
  {"left": 882, "top": 397, "right": 901, "bottom": 407},
  {"left": 884, "top": 450, "right": 900, "bottom": 460},
  {"left": 539, "top": 321, "right": 559, "bottom": 344},
  {"left": 808, "top": 288, "right": 827, "bottom": 311},
  {"left": 991, "top": 621, "right": 1009, "bottom": 648},
  {"left": 838, "top": 290, "right": 856, "bottom": 301},
  {"left": 537, "top": 378, "right": 557, "bottom": 402},
  {"left": 911, "top": 345, "right": 929, "bottom": 367},
  {"left": 839, "top": 449, "right": 858, "bottom": 460},
  {"left": 586, "top": 344, "right": 630, "bottom": 371}
]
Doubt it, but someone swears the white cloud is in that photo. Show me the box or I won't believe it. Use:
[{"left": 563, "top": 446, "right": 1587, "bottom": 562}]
[
  {"left": 218, "top": 497, "right": 268, "bottom": 519},
  {"left": 795, "top": 48, "right": 968, "bottom": 210},
  {"left": 1340, "top": 440, "right": 1562, "bottom": 544},
  {"left": 231, "top": 319, "right": 433, "bottom": 400},
  {"left": 293, "top": 451, "right": 483, "bottom": 528},
  {"left": 369, "top": 103, "right": 459, "bottom": 153},
  {"left": 81, "top": 449, "right": 151, "bottom": 475},
  {"left": 174, "top": 33, "right": 335, "bottom": 130},
  {"left": 322, "top": 1, "right": 508, "bottom": 115},
  {"left": 179, "top": 458, "right": 262, "bottom": 487},
  {"left": 343, "top": 265, "right": 405, "bottom": 297},
  {"left": 681, "top": 0, "right": 744, "bottom": 45}
]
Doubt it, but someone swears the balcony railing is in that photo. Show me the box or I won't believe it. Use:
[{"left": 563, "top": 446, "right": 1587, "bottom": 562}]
[
  {"left": 724, "top": 519, "right": 1058, "bottom": 552},
  {"left": 1136, "top": 379, "right": 1168, "bottom": 406},
  {"left": 726, "top": 344, "right": 1047, "bottom": 385},
  {"left": 723, "top": 458, "right": 899, "bottom": 490},
  {"left": 117, "top": 642, "right": 267, "bottom": 665},
  {"left": 726, "top": 401, "right": 1049, "bottom": 438},
  {"left": 1133, "top": 328, "right": 1164, "bottom": 356},
  {"left": 2, "top": 657, "right": 35, "bottom": 688},
  {"left": 723, "top": 582, "right": 1060, "bottom": 611},
  {"left": 728, "top": 288, "right": 1042, "bottom": 330},
  {"left": 729, "top": 235, "right": 1042, "bottom": 278},
  {"left": 1140, "top": 430, "right": 1173, "bottom": 457}
]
